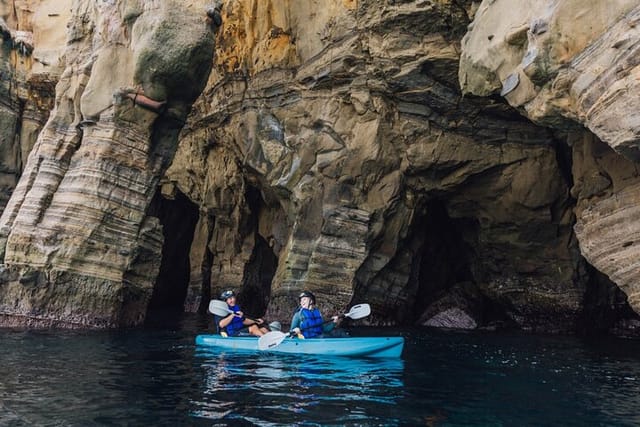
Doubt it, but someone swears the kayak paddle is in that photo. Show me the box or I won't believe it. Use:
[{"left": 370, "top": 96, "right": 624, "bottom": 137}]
[
  {"left": 209, "top": 299, "right": 238, "bottom": 316},
  {"left": 208, "top": 299, "right": 262, "bottom": 325},
  {"left": 258, "top": 303, "right": 371, "bottom": 351}
]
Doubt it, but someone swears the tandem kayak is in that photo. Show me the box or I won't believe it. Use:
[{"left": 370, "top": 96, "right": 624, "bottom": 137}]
[{"left": 195, "top": 335, "right": 404, "bottom": 358}]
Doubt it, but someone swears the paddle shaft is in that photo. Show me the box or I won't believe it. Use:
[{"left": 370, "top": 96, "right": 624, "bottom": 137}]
[
  {"left": 316, "top": 315, "right": 342, "bottom": 328},
  {"left": 258, "top": 303, "right": 370, "bottom": 350}
]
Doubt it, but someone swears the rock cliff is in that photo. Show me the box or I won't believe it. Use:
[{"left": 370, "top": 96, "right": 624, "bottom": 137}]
[
  {"left": 0, "top": 0, "right": 219, "bottom": 326},
  {"left": 0, "top": 0, "right": 638, "bottom": 333}
]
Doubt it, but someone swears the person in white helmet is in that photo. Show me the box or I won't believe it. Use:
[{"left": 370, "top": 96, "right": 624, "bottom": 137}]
[{"left": 290, "top": 290, "right": 340, "bottom": 338}]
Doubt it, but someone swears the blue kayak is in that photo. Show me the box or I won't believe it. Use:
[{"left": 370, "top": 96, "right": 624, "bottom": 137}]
[{"left": 195, "top": 335, "right": 404, "bottom": 358}]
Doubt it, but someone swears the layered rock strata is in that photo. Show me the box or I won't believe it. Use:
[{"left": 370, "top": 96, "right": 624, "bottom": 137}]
[
  {"left": 0, "top": 0, "right": 639, "bottom": 333},
  {"left": 0, "top": 1, "right": 61, "bottom": 216},
  {"left": 460, "top": 0, "right": 640, "bottom": 318},
  {"left": 165, "top": 0, "right": 587, "bottom": 331},
  {"left": 0, "top": 0, "right": 218, "bottom": 327}
]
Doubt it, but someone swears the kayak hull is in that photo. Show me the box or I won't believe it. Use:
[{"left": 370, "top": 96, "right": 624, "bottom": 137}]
[{"left": 195, "top": 335, "right": 404, "bottom": 358}]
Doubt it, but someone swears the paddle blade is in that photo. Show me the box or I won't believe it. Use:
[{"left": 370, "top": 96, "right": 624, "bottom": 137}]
[
  {"left": 344, "top": 303, "right": 371, "bottom": 320},
  {"left": 258, "top": 331, "right": 288, "bottom": 350},
  {"left": 208, "top": 299, "right": 233, "bottom": 317}
]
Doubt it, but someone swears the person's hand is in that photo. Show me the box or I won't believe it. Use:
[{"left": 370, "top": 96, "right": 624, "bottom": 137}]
[
  {"left": 256, "top": 318, "right": 264, "bottom": 325},
  {"left": 291, "top": 327, "right": 301, "bottom": 335},
  {"left": 332, "top": 315, "right": 339, "bottom": 323}
]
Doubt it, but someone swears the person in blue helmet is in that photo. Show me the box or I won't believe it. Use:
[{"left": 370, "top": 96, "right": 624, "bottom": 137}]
[
  {"left": 217, "top": 290, "right": 269, "bottom": 337},
  {"left": 290, "top": 290, "right": 341, "bottom": 338}
]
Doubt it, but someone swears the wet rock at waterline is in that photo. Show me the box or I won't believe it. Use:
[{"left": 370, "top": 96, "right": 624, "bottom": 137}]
[{"left": 421, "top": 308, "right": 478, "bottom": 330}]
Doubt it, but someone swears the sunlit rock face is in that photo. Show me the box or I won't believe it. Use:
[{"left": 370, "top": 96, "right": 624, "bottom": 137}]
[
  {"left": 460, "top": 0, "right": 639, "bottom": 150},
  {"left": 0, "top": 0, "right": 217, "bottom": 327},
  {"left": 460, "top": 0, "right": 640, "bottom": 320},
  {"left": 0, "top": 0, "right": 63, "bottom": 215}
]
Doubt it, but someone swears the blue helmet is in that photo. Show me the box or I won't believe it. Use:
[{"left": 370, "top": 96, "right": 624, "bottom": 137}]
[{"left": 220, "top": 290, "right": 235, "bottom": 300}]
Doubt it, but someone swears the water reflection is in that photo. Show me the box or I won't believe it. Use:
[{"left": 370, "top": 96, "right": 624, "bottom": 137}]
[
  {"left": 193, "top": 349, "right": 404, "bottom": 425},
  {"left": 0, "top": 325, "right": 204, "bottom": 426},
  {"left": 402, "top": 330, "right": 640, "bottom": 426},
  {"left": 5, "top": 319, "right": 640, "bottom": 426}
]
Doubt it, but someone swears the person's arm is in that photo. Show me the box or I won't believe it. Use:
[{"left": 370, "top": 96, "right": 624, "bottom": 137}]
[
  {"left": 322, "top": 315, "right": 340, "bottom": 333},
  {"left": 218, "top": 311, "right": 241, "bottom": 328},
  {"left": 218, "top": 313, "right": 233, "bottom": 328},
  {"left": 290, "top": 311, "right": 301, "bottom": 333},
  {"left": 243, "top": 317, "right": 263, "bottom": 326}
]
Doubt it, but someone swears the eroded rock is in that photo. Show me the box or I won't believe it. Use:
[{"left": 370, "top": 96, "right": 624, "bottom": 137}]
[
  {"left": 460, "top": 0, "right": 640, "bottom": 320},
  {"left": 165, "top": 0, "right": 587, "bottom": 330},
  {"left": 0, "top": 0, "right": 217, "bottom": 327},
  {"left": 1, "top": 0, "right": 639, "bottom": 334}
]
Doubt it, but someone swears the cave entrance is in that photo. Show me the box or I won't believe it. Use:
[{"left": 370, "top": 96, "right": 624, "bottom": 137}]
[
  {"left": 238, "top": 185, "right": 279, "bottom": 318},
  {"left": 409, "top": 199, "right": 478, "bottom": 323},
  {"left": 355, "top": 198, "right": 480, "bottom": 325},
  {"left": 147, "top": 190, "right": 199, "bottom": 313}
]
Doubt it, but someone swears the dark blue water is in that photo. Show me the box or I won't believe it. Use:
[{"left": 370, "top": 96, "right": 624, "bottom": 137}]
[{"left": 2, "top": 314, "right": 640, "bottom": 426}]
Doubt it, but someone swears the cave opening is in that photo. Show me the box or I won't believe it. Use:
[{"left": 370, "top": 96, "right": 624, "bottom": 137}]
[
  {"left": 408, "top": 199, "right": 517, "bottom": 328},
  {"left": 147, "top": 190, "right": 199, "bottom": 314},
  {"left": 409, "top": 199, "right": 478, "bottom": 321},
  {"left": 238, "top": 185, "right": 279, "bottom": 318}
]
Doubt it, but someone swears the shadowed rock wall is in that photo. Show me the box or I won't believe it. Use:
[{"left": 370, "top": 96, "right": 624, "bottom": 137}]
[{"left": 460, "top": 0, "right": 640, "bottom": 325}]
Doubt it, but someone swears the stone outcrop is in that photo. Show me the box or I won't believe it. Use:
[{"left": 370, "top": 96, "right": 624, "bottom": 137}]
[
  {"left": 0, "top": 0, "right": 63, "bottom": 216},
  {"left": 165, "top": 0, "right": 585, "bottom": 331},
  {"left": 417, "top": 282, "right": 484, "bottom": 329},
  {"left": 460, "top": 0, "right": 640, "bottom": 150},
  {"left": 0, "top": 0, "right": 218, "bottom": 327},
  {"left": 0, "top": 0, "right": 639, "bottom": 334},
  {"left": 459, "top": 0, "right": 640, "bottom": 321}
]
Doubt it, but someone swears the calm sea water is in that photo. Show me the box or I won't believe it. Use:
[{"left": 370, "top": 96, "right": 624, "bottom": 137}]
[{"left": 2, "top": 313, "right": 640, "bottom": 426}]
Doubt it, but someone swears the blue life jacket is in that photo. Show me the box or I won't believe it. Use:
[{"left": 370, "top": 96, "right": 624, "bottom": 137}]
[
  {"left": 222, "top": 305, "right": 245, "bottom": 336},
  {"left": 300, "top": 307, "right": 323, "bottom": 338}
]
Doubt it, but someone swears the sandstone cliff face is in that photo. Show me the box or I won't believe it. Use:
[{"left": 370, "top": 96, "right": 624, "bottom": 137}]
[
  {"left": 0, "top": 0, "right": 637, "bottom": 333},
  {"left": 163, "top": 0, "right": 596, "bottom": 331},
  {"left": 0, "top": 0, "right": 218, "bottom": 327},
  {"left": 460, "top": 0, "right": 640, "bottom": 325}
]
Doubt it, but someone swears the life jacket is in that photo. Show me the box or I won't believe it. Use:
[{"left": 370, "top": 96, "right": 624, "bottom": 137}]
[
  {"left": 300, "top": 307, "right": 323, "bottom": 338},
  {"left": 221, "top": 304, "right": 245, "bottom": 336}
]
